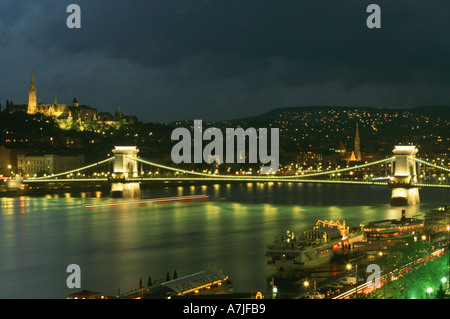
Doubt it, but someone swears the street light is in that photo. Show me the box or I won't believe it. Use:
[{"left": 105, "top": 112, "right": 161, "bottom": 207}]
[
  {"left": 447, "top": 225, "right": 449, "bottom": 287},
  {"left": 378, "top": 251, "right": 387, "bottom": 298},
  {"left": 347, "top": 263, "right": 359, "bottom": 297},
  {"left": 426, "top": 287, "right": 433, "bottom": 299},
  {"left": 270, "top": 277, "right": 277, "bottom": 299}
]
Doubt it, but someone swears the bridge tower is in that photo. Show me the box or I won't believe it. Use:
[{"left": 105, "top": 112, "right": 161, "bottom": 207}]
[
  {"left": 110, "top": 146, "right": 140, "bottom": 198},
  {"left": 389, "top": 145, "right": 420, "bottom": 206},
  {"left": 112, "top": 146, "right": 139, "bottom": 177}
]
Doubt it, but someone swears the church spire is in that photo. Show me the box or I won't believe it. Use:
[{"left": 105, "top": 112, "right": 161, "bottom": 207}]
[
  {"left": 355, "top": 122, "right": 360, "bottom": 139},
  {"left": 30, "top": 70, "right": 36, "bottom": 90},
  {"left": 27, "top": 70, "right": 37, "bottom": 114},
  {"left": 354, "top": 122, "right": 361, "bottom": 161}
]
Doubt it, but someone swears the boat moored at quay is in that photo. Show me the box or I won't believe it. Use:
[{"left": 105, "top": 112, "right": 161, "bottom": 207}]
[
  {"left": 266, "top": 206, "right": 448, "bottom": 272},
  {"left": 266, "top": 220, "right": 364, "bottom": 271},
  {"left": 363, "top": 209, "right": 424, "bottom": 242}
]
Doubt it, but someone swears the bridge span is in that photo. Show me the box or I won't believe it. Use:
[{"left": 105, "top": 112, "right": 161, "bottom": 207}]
[{"left": 21, "top": 145, "right": 450, "bottom": 205}]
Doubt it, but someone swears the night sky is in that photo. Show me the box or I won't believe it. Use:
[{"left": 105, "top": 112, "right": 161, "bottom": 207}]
[{"left": 1, "top": 0, "right": 450, "bottom": 123}]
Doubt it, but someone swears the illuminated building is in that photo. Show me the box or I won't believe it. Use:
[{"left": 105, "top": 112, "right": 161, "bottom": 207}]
[
  {"left": 17, "top": 153, "right": 84, "bottom": 176},
  {"left": 7, "top": 71, "right": 136, "bottom": 131},
  {"left": 26, "top": 70, "right": 70, "bottom": 117},
  {"left": 335, "top": 122, "right": 362, "bottom": 163},
  {"left": 0, "top": 144, "right": 35, "bottom": 176}
]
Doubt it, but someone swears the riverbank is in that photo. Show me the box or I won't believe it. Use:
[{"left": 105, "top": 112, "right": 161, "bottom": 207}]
[
  {"left": 363, "top": 249, "right": 449, "bottom": 299},
  {"left": 266, "top": 204, "right": 450, "bottom": 299}
]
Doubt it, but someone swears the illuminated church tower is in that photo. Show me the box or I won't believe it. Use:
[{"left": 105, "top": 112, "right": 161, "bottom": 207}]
[
  {"left": 354, "top": 122, "right": 361, "bottom": 161},
  {"left": 27, "top": 70, "right": 37, "bottom": 114}
]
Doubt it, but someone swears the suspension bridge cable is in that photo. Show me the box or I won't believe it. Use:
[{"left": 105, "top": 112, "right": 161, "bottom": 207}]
[
  {"left": 128, "top": 156, "right": 236, "bottom": 178},
  {"left": 277, "top": 156, "right": 395, "bottom": 178},
  {"left": 26, "top": 157, "right": 115, "bottom": 180},
  {"left": 128, "top": 156, "right": 394, "bottom": 179},
  {"left": 414, "top": 158, "right": 450, "bottom": 173}
]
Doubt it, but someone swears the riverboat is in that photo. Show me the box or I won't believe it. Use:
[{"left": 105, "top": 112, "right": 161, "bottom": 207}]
[
  {"left": 363, "top": 210, "right": 424, "bottom": 241},
  {"left": 266, "top": 220, "right": 364, "bottom": 270}
]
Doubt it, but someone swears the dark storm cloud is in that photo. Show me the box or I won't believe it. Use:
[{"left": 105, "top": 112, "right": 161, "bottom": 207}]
[{"left": 1, "top": 0, "right": 450, "bottom": 122}]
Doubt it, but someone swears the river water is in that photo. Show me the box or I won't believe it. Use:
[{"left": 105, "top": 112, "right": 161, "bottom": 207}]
[{"left": 0, "top": 182, "right": 448, "bottom": 298}]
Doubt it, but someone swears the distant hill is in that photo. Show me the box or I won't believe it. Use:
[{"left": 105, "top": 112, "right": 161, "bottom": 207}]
[
  {"left": 406, "top": 105, "right": 450, "bottom": 120},
  {"left": 233, "top": 105, "right": 450, "bottom": 122}
]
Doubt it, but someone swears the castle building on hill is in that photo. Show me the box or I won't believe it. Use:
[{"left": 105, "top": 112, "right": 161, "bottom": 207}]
[
  {"left": 7, "top": 71, "right": 137, "bottom": 130},
  {"left": 27, "top": 70, "right": 70, "bottom": 117}
]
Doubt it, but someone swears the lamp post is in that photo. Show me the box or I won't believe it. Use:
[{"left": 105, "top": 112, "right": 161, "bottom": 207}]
[
  {"left": 270, "top": 277, "right": 277, "bottom": 299},
  {"left": 303, "top": 280, "right": 309, "bottom": 297},
  {"left": 347, "top": 263, "right": 359, "bottom": 298},
  {"left": 378, "top": 251, "right": 390, "bottom": 299},
  {"left": 426, "top": 287, "right": 433, "bottom": 299},
  {"left": 447, "top": 224, "right": 449, "bottom": 289},
  {"left": 272, "top": 286, "right": 278, "bottom": 299}
]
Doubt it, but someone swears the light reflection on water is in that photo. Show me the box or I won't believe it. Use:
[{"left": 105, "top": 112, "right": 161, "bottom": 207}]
[{"left": 0, "top": 182, "right": 448, "bottom": 298}]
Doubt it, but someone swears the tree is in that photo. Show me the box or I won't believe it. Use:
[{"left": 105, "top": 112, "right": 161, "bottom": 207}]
[{"left": 436, "top": 284, "right": 446, "bottom": 299}]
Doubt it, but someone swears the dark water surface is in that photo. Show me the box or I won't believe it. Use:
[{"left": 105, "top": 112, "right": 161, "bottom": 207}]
[{"left": 0, "top": 182, "right": 448, "bottom": 298}]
